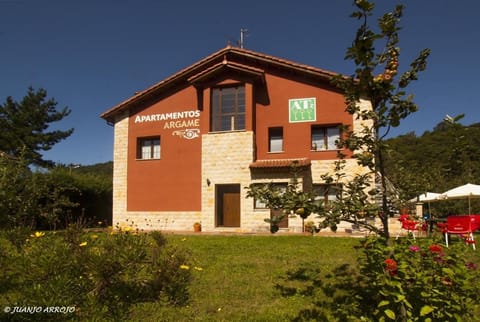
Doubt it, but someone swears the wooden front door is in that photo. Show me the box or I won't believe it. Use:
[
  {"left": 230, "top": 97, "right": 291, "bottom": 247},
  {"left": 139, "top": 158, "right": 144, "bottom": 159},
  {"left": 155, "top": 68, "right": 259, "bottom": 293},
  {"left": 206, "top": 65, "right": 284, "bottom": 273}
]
[{"left": 216, "top": 184, "right": 240, "bottom": 227}]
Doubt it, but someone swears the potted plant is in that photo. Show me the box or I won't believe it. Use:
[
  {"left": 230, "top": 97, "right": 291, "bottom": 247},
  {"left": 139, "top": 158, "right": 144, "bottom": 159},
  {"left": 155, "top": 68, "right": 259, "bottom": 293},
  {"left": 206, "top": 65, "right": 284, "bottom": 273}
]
[
  {"left": 304, "top": 220, "right": 319, "bottom": 235},
  {"left": 264, "top": 212, "right": 286, "bottom": 234},
  {"left": 193, "top": 222, "right": 201, "bottom": 232}
]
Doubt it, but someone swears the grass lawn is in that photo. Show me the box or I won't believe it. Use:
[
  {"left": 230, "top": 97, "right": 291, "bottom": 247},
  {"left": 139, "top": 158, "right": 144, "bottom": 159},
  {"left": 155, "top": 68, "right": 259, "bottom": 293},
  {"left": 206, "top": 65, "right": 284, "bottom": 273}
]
[{"left": 130, "top": 235, "right": 362, "bottom": 322}]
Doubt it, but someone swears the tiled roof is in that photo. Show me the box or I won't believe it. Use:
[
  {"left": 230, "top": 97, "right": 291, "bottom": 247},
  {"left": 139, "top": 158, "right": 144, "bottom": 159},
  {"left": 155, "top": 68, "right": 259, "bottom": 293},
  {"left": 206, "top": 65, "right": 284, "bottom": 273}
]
[
  {"left": 100, "top": 46, "right": 340, "bottom": 123},
  {"left": 249, "top": 158, "right": 311, "bottom": 169}
]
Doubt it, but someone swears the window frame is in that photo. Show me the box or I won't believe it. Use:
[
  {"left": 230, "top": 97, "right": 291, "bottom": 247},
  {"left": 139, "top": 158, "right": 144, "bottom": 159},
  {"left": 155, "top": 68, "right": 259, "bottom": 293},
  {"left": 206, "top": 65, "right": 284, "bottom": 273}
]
[
  {"left": 268, "top": 127, "right": 284, "bottom": 153},
  {"left": 210, "top": 84, "right": 246, "bottom": 132},
  {"left": 311, "top": 125, "right": 340, "bottom": 151},
  {"left": 253, "top": 183, "right": 288, "bottom": 209},
  {"left": 312, "top": 184, "right": 342, "bottom": 205},
  {"left": 137, "top": 136, "right": 161, "bottom": 160}
]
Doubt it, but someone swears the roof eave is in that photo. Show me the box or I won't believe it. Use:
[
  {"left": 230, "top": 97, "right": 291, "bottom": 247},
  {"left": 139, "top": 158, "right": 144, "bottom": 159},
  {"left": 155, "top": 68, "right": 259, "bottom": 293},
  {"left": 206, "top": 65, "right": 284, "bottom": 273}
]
[{"left": 100, "top": 46, "right": 343, "bottom": 123}]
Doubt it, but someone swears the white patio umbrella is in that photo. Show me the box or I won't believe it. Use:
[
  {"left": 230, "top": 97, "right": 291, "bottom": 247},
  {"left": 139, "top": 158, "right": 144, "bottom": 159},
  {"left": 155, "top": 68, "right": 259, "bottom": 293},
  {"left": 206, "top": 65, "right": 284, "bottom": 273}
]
[
  {"left": 409, "top": 192, "right": 442, "bottom": 203},
  {"left": 439, "top": 183, "right": 480, "bottom": 214}
]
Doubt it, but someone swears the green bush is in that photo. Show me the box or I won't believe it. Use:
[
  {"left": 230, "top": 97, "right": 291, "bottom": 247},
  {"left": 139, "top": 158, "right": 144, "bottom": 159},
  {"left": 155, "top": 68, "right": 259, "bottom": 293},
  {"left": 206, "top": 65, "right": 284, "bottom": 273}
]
[{"left": 0, "top": 228, "right": 191, "bottom": 321}]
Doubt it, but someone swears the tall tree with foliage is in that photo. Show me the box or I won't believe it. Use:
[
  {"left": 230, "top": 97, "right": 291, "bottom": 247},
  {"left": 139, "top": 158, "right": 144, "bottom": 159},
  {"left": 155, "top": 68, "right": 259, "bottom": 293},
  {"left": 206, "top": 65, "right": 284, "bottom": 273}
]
[
  {"left": 0, "top": 88, "right": 76, "bottom": 229},
  {"left": 0, "top": 87, "right": 73, "bottom": 168},
  {"left": 328, "top": 0, "right": 430, "bottom": 238}
]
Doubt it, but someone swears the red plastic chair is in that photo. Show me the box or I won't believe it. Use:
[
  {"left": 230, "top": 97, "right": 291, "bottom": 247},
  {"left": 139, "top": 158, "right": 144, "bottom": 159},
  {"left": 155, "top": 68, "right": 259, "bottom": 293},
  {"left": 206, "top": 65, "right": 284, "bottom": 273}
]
[
  {"left": 444, "top": 216, "right": 476, "bottom": 250},
  {"left": 399, "top": 214, "right": 410, "bottom": 222},
  {"left": 396, "top": 215, "right": 420, "bottom": 239}
]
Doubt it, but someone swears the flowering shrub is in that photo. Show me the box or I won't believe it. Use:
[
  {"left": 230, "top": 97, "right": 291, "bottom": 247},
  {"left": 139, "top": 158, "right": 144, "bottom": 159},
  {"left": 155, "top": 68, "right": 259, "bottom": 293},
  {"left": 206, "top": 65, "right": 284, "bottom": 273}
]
[
  {"left": 0, "top": 226, "right": 192, "bottom": 321},
  {"left": 279, "top": 236, "right": 480, "bottom": 321},
  {"left": 350, "top": 236, "right": 480, "bottom": 321}
]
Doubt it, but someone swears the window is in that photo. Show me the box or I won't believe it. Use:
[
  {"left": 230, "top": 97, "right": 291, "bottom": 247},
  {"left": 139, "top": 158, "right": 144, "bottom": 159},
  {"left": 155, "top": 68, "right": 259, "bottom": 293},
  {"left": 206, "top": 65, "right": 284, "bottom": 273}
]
[
  {"left": 211, "top": 85, "right": 245, "bottom": 132},
  {"left": 311, "top": 126, "right": 340, "bottom": 150},
  {"left": 137, "top": 137, "right": 160, "bottom": 160},
  {"left": 312, "top": 184, "right": 341, "bottom": 205},
  {"left": 253, "top": 183, "right": 288, "bottom": 209},
  {"left": 268, "top": 127, "right": 283, "bottom": 152}
]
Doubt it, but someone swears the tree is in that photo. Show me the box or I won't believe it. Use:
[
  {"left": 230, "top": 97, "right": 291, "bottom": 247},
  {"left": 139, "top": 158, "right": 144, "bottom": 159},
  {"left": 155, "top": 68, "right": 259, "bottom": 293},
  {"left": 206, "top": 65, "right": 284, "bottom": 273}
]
[
  {"left": 246, "top": 162, "right": 319, "bottom": 233},
  {"left": 246, "top": 2, "right": 430, "bottom": 238},
  {"left": 0, "top": 87, "right": 73, "bottom": 168},
  {"left": 327, "top": 0, "right": 430, "bottom": 238}
]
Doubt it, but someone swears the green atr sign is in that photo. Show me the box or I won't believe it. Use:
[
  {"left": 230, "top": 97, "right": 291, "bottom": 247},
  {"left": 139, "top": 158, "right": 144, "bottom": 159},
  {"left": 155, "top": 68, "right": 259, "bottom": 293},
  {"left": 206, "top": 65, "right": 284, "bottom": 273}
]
[{"left": 288, "top": 98, "right": 316, "bottom": 123}]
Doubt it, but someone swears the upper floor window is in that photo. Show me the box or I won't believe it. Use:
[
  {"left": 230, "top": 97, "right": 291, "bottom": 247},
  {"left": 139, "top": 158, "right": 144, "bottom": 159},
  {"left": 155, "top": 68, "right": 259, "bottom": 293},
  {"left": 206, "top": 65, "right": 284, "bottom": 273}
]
[
  {"left": 211, "top": 85, "right": 245, "bottom": 132},
  {"left": 268, "top": 127, "right": 283, "bottom": 153},
  {"left": 311, "top": 125, "right": 340, "bottom": 151},
  {"left": 137, "top": 137, "right": 160, "bottom": 160}
]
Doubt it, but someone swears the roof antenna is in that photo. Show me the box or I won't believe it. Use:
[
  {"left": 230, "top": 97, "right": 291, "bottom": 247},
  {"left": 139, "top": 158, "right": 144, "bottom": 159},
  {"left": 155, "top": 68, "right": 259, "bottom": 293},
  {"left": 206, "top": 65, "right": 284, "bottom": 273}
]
[{"left": 240, "top": 28, "right": 248, "bottom": 49}]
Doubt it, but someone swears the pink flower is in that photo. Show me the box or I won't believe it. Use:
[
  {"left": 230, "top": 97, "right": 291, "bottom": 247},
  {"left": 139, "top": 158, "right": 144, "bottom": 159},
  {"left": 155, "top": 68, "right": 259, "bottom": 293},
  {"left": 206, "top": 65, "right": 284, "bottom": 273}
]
[
  {"left": 433, "top": 252, "right": 446, "bottom": 264},
  {"left": 409, "top": 245, "right": 421, "bottom": 252}
]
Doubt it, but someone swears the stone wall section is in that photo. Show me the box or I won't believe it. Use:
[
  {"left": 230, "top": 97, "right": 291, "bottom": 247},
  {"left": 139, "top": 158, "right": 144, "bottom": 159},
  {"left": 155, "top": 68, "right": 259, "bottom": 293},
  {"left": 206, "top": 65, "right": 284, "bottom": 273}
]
[
  {"left": 201, "top": 131, "right": 270, "bottom": 233},
  {"left": 113, "top": 211, "right": 202, "bottom": 232},
  {"left": 112, "top": 112, "right": 129, "bottom": 224}
]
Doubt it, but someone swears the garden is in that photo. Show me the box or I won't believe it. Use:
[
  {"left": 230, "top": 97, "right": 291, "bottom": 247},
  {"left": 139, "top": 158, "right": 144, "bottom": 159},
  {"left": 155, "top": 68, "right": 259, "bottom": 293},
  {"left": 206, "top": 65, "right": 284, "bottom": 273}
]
[
  {"left": 1, "top": 226, "right": 479, "bottom": 321},
  {"left": 2, "top": 1, "right": 480, "bottom": 321}
]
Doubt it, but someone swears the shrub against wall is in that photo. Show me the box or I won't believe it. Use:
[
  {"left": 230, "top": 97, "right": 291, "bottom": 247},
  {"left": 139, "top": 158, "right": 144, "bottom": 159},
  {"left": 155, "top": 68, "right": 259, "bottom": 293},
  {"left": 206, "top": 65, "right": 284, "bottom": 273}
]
[{"left": 0, "top": 158, "right": 113, "bottom": 230}]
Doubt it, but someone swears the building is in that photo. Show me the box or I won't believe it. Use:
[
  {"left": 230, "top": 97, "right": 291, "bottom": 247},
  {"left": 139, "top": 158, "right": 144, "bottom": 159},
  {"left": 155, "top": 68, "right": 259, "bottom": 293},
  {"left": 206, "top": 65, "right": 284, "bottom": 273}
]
[{"left": 101, "top": 46, "right": 373, "bottom": 233}]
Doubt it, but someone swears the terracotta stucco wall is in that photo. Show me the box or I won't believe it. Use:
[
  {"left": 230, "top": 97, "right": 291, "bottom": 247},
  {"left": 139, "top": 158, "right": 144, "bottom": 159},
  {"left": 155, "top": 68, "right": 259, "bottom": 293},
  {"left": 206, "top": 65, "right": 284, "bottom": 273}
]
[
  {"left": 127, "top": 86, "right": 202, "bottom": 211},
  {"left": 255, "top": 73, "right": 352, "bottom": 161}
]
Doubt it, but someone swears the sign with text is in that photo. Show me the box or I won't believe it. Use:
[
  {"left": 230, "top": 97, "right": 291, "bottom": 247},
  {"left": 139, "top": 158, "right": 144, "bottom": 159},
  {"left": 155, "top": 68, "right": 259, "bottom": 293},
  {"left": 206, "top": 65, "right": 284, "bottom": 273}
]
[
  {"left": 288, "top": 98, "right": 316, "bottom": 123},
  {"left": 133, "top": 109, "right": 201, "bottom": 139}
]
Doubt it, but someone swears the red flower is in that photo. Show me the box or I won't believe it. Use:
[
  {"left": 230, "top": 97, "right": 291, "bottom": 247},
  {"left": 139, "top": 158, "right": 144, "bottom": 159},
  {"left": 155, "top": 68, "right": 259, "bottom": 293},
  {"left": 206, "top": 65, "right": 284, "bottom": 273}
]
[
  {"left": 429, "top": 244, "right": 443, "bottom": 253},
  {"left": 462, "top": 236, "right": 476, "bottom": 244},
  {"left": 384, "top": 258, "right": 397, "bottom": 268},
  {"left": 466, "top": 262, "right": 477, "bottom": 270},
  {"left": 384, "top": 258, "right": 398, "bottom": 276}
]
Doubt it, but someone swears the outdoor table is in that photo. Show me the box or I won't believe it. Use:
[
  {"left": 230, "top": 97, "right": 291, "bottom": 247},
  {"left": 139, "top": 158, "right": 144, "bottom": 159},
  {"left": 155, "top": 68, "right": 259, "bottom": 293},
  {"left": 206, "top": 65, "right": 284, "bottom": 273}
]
[{"left": 425, "top": 217, "right": 447, "bottom": 235}]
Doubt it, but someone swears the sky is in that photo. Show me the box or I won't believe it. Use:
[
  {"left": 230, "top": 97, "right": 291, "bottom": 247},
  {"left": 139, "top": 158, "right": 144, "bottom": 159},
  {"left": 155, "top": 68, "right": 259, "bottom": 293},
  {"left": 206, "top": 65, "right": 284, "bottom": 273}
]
[{"left": 1, "top": 0, "right": 479, "bottom": 165}]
